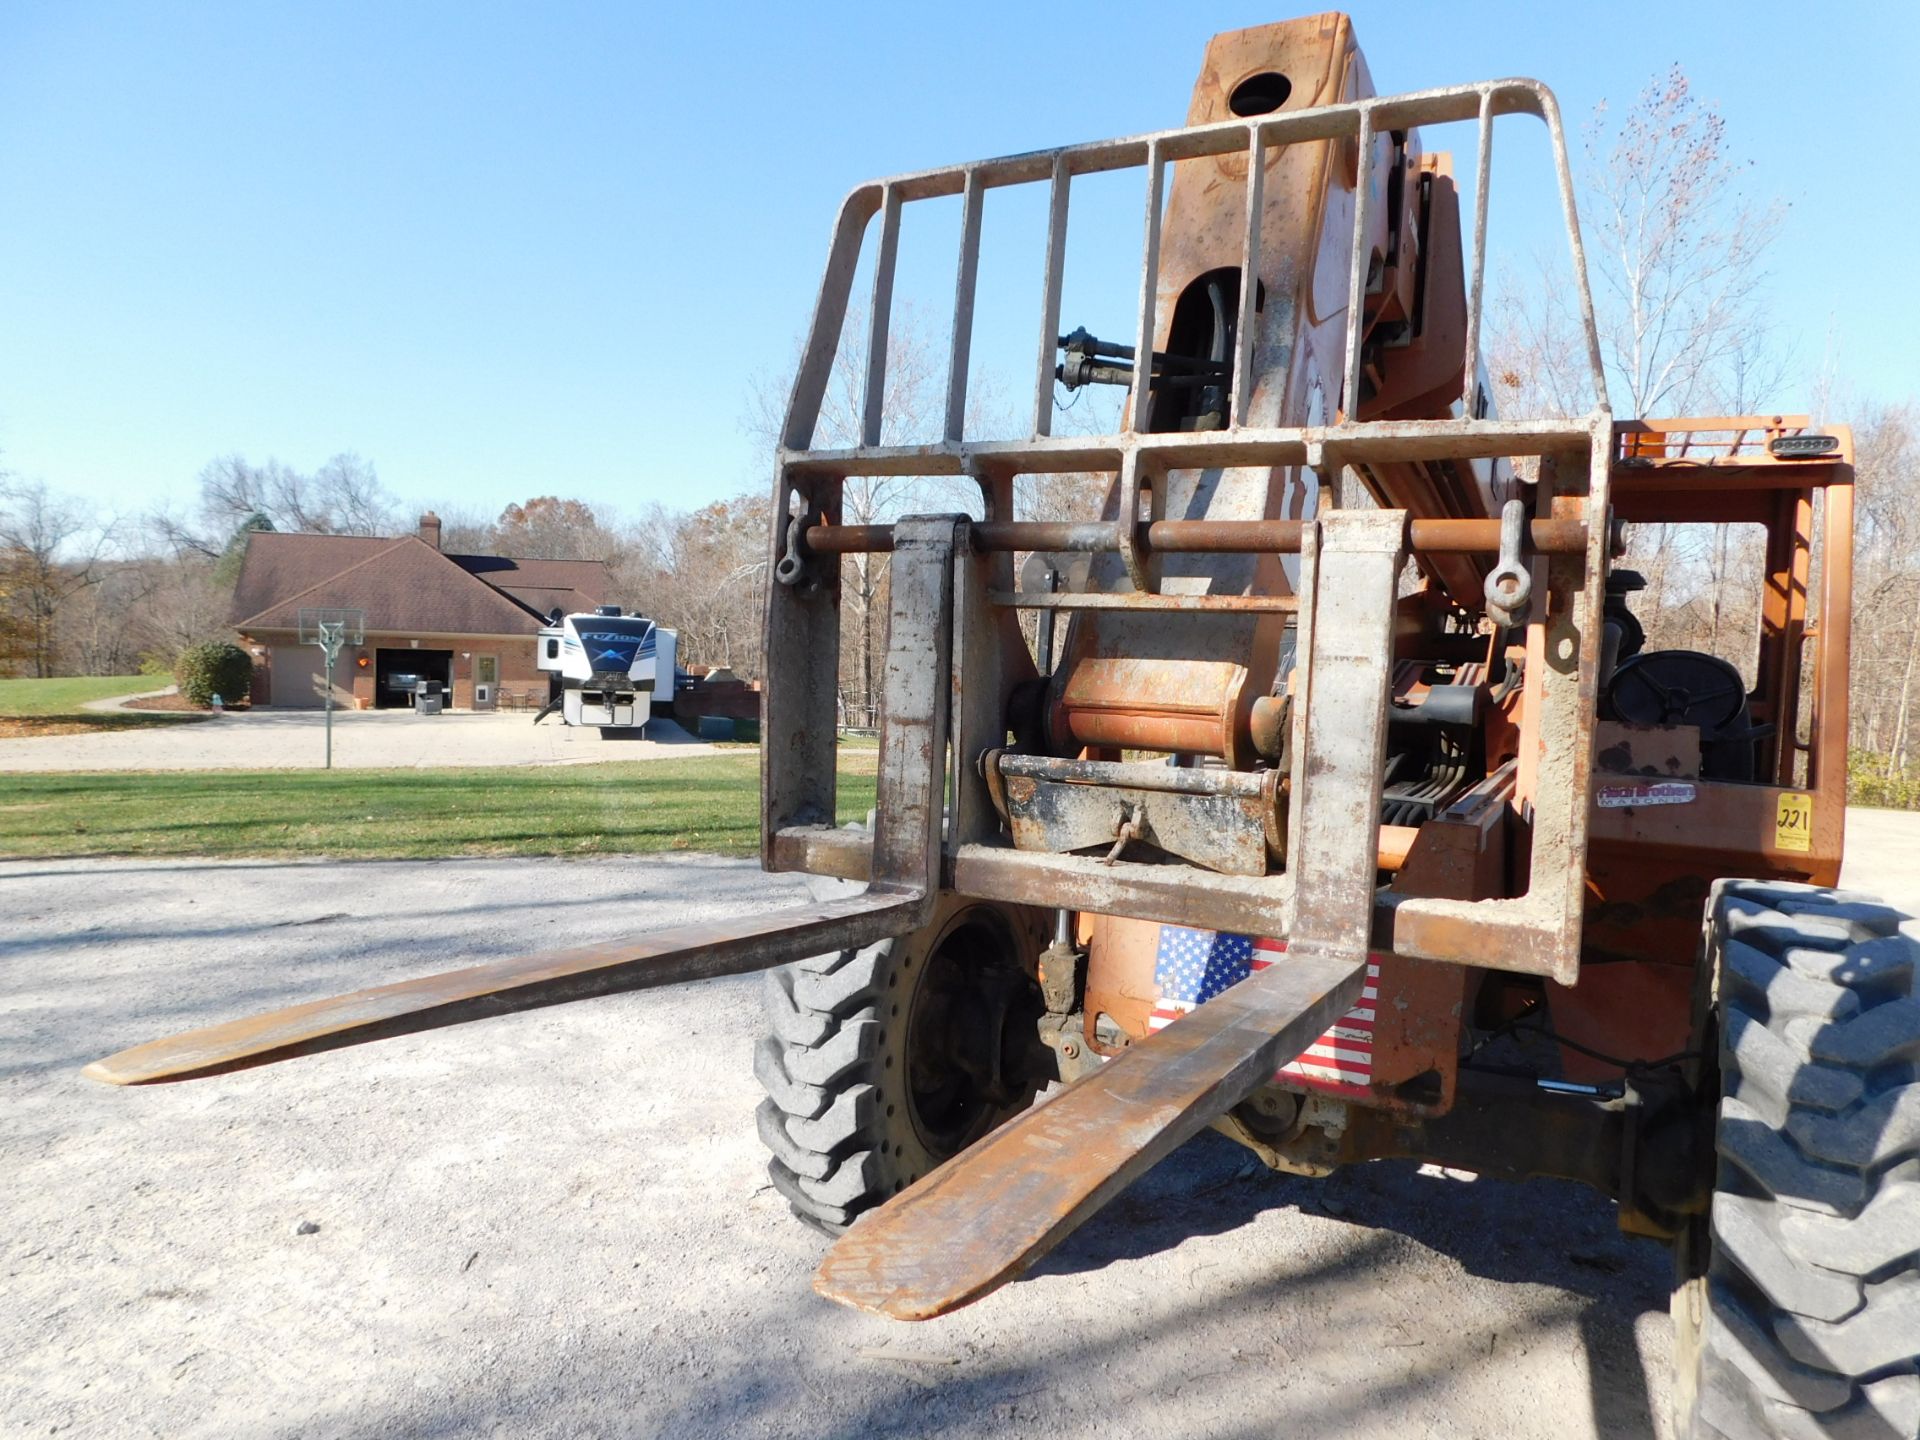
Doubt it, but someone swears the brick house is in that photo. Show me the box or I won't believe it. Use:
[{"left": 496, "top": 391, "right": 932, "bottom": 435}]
[{"left": 231, "top": 513, "right": 611, "bottom": 711}]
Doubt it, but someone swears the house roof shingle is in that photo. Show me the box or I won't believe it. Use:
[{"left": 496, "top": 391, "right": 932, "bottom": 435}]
[
  {"left": 447, "top": 554, "right": 609, "bottom": 619},
  {"left": 231, "top": 532, "right": 613, "bottom": 637},
  {"left": 228, "top": 533, "right": 393, "bottom": 626}
]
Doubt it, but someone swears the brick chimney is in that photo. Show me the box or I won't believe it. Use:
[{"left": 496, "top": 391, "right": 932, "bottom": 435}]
[{"left": 418, "top": 511, "right": 442, "bottom": 549}]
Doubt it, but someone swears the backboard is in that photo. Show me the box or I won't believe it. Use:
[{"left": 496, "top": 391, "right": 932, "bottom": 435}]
[{"left": 298, "top": 607, "right": 366, "bottom": 655}]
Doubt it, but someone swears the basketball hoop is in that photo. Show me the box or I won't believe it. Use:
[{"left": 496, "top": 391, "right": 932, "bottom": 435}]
[{"left": 298, "top": 607, "right": 365, "bottom": 658}]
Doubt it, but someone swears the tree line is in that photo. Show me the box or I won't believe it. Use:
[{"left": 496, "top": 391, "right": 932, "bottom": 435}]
[{"left": 0, "top": 457, "right": 775, "bottom": 685}]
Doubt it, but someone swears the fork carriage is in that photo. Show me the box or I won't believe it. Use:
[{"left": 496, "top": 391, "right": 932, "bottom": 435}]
[{"left": 751, "top": 56, "right": 1629, "bottom": 1247}]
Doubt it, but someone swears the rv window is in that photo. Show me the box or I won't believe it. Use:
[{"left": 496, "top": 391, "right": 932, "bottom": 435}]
[{"left": 545, "top": 639, "right": 559, "bottom": 659}]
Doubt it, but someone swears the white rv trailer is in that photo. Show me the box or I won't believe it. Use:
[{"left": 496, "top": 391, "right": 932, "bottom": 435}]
[{"left": 534, "top": 607, "right": 677, "bottom": 735}]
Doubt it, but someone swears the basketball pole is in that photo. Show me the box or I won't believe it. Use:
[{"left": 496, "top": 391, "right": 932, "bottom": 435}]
[
  {"left": 299, "top": 610, "right": 361, "bottom": 773},
  {"left": 321, "top": 622, "right": 338, "bottom": 771},
  {"left": 324, "top": 643, "right": 334, "bottom": 770}
]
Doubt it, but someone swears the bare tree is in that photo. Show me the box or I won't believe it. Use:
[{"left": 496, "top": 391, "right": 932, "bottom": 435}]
[
  {"left": 196, "top": 456, "right": 314, "bottom": 539},
  {"left": 1846, "top": 403, "right": 1920, "bottom": 771},
  {"left": 0, "top": 572, "right": 27, "bottom": 675},
  {"left": 418, "top": 503, "right": 497, "bottom": 555},
  {"left": 622, "top": 496, "right": 767, "bottom": 675},
  {"left": 1588, "top": 68, "right": 1785, "bottom": 418},
  {"left": 1489, "top": 65, "right": 1785, "bottom": 423},
  {"left": 1485, "top": 260, "right": 1592, "bottom": 421},
  {"left": 746, "top": 301, "right": 1007, "bottom": 721},
  {"left": 57, "top": 557, "right": 201, "bottom": 676},
  {"left": 310, "top": 453, "right": 400, "bottom": 536},
  {"left": 192, "top": 452, "right": 399, "bottom": 543},
  {"left": 122, "top": 508, "right": 237, "bottom": 668},
  {"left": 0, "top": 477, "right": 118, "bottom": 677}
]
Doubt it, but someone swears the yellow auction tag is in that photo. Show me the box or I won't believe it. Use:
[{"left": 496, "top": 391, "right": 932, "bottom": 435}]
[{"left": 1775, "top": 792, "right": 1814, "bottom": 853}]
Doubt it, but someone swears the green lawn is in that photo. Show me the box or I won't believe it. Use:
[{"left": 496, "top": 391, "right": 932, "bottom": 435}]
[
  {"left": 0, "top": 675, "right": 158, "bottom": 714},
  {"left": 0, "top": 674, "right": 204, "bottom": 739},
  {"left": 0, "top": 755, "right": 878, "bottom": 861}
]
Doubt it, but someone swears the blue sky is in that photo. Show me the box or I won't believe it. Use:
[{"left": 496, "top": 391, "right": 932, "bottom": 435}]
[{"left": 1, "top": 1, "right": 1911, "bottom": 525}]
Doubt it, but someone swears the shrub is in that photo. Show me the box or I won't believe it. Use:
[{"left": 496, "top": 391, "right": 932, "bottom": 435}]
[
  {"left": 174, "top": 641, "right": 252, "bottom": 708},
  {"left": 1848, "top": 747, "right": 1920, "bottom": 811}
]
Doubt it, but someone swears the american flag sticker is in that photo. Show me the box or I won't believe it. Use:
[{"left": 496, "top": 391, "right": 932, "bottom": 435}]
[{"left": 1147, "top": 925, "right": 1378, "bottom": 1099}]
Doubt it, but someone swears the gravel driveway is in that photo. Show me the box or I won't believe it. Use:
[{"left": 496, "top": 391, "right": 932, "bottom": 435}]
[
  {"left": 7, "top": 814, "right": 1915, "bottom": 1439},
  {"left": 2, "top": 862, "right": 1674, "bottom": 1440},
  {"left": 0, "top": 708, "right": 717, "bottom": 772}
]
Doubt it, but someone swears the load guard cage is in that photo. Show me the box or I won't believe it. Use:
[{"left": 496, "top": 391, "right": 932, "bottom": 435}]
[{"left": 760, "top": 78, "right": 1614, "bottom": 987}]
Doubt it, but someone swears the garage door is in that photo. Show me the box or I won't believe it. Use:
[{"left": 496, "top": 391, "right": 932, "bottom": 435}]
[{"left": 269, "top": 647, "right": 329, "bottom": 708}]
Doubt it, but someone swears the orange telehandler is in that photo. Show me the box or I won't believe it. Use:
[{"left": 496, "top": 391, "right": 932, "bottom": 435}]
[{"left": 88, "top": 16, "right": 1917, "bottom": 1437}]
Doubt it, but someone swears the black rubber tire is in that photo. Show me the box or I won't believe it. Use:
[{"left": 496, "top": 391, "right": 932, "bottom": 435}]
[
  {"left": 1674, "top": 879, "right": 1920, "bottom": 1439},
  {"left": 755, "top": 897, "right": 1047, "bottom": 1234}
]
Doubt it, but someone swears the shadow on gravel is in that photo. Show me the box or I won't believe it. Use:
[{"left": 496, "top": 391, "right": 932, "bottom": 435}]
[
  {"left": 1041, "top": 1129, "right": 1659, "bottom": 1299},
  {"left": 1029, "top": 1128, "right": 1664, "bottom": 1439}
]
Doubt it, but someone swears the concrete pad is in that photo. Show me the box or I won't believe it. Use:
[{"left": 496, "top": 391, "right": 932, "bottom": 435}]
[{"left": 1841, "top": 807, "right": 1920, "bottom": 914}]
